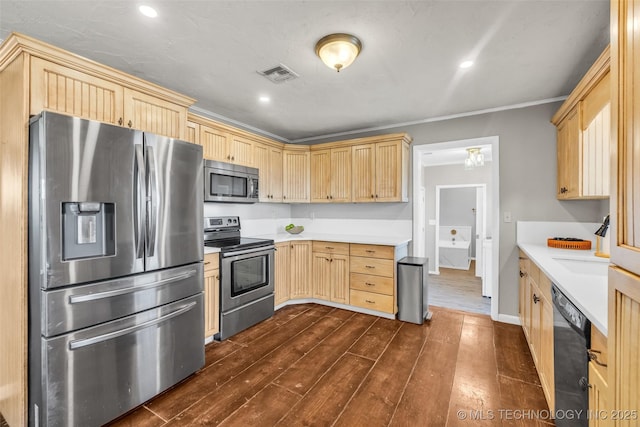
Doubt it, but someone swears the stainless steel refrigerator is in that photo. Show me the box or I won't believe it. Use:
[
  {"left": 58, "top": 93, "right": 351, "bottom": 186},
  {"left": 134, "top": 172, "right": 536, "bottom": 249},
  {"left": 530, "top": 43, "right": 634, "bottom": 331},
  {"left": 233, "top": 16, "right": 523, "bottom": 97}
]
[{"left": 28, "top": 111, "right": 204, "bottom": 427}]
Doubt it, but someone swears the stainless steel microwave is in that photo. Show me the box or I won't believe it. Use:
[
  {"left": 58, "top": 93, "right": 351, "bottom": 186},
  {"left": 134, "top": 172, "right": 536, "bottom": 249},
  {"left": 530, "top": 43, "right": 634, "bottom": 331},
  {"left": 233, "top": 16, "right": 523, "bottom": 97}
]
[{"left": 204, "top": 160, "right": 259, "bottom": 203}]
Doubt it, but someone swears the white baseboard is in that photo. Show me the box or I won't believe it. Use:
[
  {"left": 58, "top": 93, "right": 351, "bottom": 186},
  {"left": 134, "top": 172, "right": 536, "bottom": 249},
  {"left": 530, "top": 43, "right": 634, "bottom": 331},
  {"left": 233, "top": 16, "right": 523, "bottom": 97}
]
[{"left": 497, "top": 314, "right": 521, "bottom": 325}]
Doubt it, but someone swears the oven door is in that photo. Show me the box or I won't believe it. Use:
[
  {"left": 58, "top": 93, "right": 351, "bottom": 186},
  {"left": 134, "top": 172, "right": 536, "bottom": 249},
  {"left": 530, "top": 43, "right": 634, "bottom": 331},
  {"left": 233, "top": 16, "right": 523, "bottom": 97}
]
[{"left": 220, "top": 246, "right": 275, "bottom": 311}]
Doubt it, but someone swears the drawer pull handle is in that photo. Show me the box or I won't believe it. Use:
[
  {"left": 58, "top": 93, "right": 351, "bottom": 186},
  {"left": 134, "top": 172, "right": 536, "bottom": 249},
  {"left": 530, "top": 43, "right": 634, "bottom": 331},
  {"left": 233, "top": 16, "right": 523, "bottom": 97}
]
[
  {"left": 533, "top": 294, "right": 540, "bottom": 304},
  {"left": 519, "top": 270, "right": 525, "bottom": 278},
  {"left": 365, "top": 265, "right": 375, "bottom": 269},
  {"left": 366, "top": 250, "right": 375, "bottom": 253},
  {"left": 365, "top": 299, "right": 375, "bottom": 304},
  {"left": 365, "top": 282, "right": 375, "bottom": 286},
  {"left": 587, "top": 349, "right": 608, "bottom": 367},
  {"left": 325, "top": 246, "right": 334, "bottom": 250}
]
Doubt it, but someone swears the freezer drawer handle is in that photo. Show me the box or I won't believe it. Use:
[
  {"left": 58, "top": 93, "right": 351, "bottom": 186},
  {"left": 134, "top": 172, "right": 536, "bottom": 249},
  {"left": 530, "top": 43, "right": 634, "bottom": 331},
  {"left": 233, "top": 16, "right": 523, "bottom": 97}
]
[
  {"left": 68, "top": 269, "right": 197, "bottom": 304},
  {"left": 68, "top": 301, "right": 197, "bottom": 350}
]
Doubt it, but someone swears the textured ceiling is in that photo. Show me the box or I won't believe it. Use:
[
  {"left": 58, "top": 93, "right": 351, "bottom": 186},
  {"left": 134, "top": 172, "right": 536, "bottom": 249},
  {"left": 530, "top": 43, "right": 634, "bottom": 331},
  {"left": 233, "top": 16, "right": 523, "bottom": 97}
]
[{"left": 0, "top": 1, "right": 609, "bottom": 142}]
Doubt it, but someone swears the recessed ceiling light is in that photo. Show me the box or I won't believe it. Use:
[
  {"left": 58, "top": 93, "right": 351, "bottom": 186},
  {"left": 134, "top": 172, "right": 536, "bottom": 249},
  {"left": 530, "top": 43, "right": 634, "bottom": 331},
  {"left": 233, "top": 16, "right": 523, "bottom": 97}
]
[
  {"left": 139, "top": 5, "right": 158, "bottom": 18},
  {"left": 259, "top": 96, "right": 270, "bottom": 103},
  {"left": 459, "top": 60, "right": 474, "bottom": 69}
]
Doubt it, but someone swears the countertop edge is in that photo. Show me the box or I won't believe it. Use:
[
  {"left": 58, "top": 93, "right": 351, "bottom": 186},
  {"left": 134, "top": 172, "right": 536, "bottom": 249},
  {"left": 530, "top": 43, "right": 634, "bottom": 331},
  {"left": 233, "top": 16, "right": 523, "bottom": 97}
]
[{"left": 518, "top": 243, "right": 608, "bottom": 336}]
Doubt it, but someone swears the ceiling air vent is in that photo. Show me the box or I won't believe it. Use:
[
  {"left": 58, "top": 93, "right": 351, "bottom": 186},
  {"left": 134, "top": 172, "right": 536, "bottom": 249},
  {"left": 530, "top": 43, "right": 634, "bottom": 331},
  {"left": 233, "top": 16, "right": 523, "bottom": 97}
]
[{"left": 258, "top": 64, "right": 299, "bottom": 84}]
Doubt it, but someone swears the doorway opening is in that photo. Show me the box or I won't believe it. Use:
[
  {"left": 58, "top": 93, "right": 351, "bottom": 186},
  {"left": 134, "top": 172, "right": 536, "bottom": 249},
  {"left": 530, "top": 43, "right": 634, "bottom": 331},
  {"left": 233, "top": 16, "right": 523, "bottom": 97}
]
[{"left": 412, "top": 136, "right": 499, "bottom": 319}]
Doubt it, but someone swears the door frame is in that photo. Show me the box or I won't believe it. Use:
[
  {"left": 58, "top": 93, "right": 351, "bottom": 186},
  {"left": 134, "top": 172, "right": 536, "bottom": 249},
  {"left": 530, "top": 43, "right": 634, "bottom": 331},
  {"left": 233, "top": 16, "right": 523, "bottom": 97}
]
[
  {"left": 434, "top": 183, "right": 487, "bottom": 276},
  {"left": 412, "top": 136, "right": 500, "bottom": 320}
]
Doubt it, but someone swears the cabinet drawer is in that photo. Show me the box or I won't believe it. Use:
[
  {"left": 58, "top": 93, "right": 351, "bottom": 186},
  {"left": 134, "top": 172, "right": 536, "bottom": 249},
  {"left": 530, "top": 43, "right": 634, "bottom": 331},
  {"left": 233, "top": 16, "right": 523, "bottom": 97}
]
[
  {"left": 350, "top": 289, "right": 394, "bottom": 314},
  {"left": 204, "top": 253, "right": 219, "bottom": 271},
  {"left": 312, "top": 241, "right": 350, "bottom": 255},
  {"left": 350, "top": 244, "right": 394, "bottom": 259},
  {"left": 350, "top": 256, "right": 394, "bottom": 277},
  {"left": 350, "top": 273, "right": 394, "bottom": 295}
]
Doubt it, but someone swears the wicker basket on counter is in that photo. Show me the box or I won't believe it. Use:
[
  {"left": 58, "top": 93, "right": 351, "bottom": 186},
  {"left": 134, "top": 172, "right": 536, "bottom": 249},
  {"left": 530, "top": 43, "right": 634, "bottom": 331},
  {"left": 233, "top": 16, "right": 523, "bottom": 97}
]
[{"left": 547, "top": 238, "right": 592, "bottom": 250}]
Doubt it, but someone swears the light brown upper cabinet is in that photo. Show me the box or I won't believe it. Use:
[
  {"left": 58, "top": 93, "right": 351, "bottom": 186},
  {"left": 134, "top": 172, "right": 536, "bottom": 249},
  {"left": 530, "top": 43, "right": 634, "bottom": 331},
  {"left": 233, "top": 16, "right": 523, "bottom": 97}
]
[
  {"left": 351, "top": 135, "right": 411, "bottom": 203},
  {"left": 552, "top": 47, "right": 610, "bottom": 200},
  {"left": 310, "top": 147, "right": 352, "bottom": 203},
  {"left": 30, "top": 56, "right": 192, "bottom": 139},
  {"left": 198, "top": 123, "right": 253, "bottom": 166},
  {"left": 283, "top": 147, "right": 311, "bottom": 203},
  {"left": 185, "top": 120, "right": 199, "bottom": 145},
  {"left": 254, "top": 142, "right": 283, "bottom": 202}
]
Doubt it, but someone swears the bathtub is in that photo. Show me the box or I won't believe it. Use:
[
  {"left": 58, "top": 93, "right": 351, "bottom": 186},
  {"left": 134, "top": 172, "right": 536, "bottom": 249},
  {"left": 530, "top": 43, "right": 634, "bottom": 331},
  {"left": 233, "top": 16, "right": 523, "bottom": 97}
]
[{"left": 438, "top": 225, "right": 472, "bottom": 270}]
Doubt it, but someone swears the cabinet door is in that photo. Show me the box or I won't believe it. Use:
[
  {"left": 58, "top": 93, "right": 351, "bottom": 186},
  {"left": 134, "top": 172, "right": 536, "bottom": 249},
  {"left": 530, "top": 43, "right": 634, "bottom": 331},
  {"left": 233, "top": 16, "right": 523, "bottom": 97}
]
[
  {"left": 123, "top": 88, "right": 186, "bottom": 139},
  {"left": 312, "top": 252, "right": 331, "bottom": 300},
  {"left": 310, "top": 149, "right": 331, "bottom": 202},
  {"left": 289, "top": 241, "right": 312, "bottom": 298},
  {"left": 204, "top": 268, "right": 220, "bottom": 338},
  {"left": 253, "top": 143, "right": 271, "bottom": 202},
  {"left": 30, "top": 57, "right": 123, "bottom": 124},
  {"left": 269, "top": 146, "right": 284, "bottom": 202},
  {"left": 283, "top": 150, "right": 310, "bottom": 203},
  {"left": 200, "top": 124, "right": 230, "bottom": 161},
  {"left": 229, "top": 135, "right": 253, "bottom": 166},
  {"left": 330, "top": 147, "right": 352, "bottom": 202},
  {"left": 274, "top": 242, "right": 290, "bottom": 305},
  {"left": 186, "top": 120, "right": 199, "bottom": 144},
  {"left": 588, "top": 363, "right": 611, "bottom": 427},
  {"left": 529, "top": 282, "right": 542, "bottom": 366},
  {"left": 611, "top": 0, "right": 640, "bottom": 274},
  {"left": 375, "top": 141, "right": 403, "bottom": 202},
  {"left": 352, "top": 144, "right": 376, "bottom": 202},
  {"left": 330, "top": 254, "right": 350, "bottom": 304},
  {"left": 540, "top": 300, "right": 555, "bottom": 412},
  {"left": 556, "top": 105, "right": 581, "bottom": 199}
]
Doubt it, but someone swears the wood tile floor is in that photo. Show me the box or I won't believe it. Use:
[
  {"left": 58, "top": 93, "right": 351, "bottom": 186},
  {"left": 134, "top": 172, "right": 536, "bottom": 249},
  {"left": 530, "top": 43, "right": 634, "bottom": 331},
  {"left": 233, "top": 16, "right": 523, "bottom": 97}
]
[
  {"left": 108, "top": 304, "right": 552, "bottom": 427},
  {"left": 430, "top": 261, "right": 492, "bottom": 316}
]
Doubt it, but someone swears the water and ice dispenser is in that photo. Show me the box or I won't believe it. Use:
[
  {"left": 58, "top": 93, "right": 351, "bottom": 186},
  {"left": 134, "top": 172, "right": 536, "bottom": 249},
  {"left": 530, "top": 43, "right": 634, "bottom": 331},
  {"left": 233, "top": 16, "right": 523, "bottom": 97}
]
[{"left": 62, "top": 202, "right": 115, "bottom": 260}]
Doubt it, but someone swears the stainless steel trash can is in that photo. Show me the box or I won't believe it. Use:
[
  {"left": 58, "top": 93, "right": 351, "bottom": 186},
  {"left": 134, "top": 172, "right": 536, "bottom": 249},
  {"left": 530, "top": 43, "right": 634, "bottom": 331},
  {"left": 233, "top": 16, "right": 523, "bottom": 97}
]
[{"left": 397, "top": 257, "right": 431, "bottom": 324}]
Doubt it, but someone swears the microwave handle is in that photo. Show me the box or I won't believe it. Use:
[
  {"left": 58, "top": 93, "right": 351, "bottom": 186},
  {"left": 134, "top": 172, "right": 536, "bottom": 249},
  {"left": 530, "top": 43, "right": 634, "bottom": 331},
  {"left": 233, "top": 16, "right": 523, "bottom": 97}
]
[{"left": 249, "top": 178, "right": 255, "bottom": 197}]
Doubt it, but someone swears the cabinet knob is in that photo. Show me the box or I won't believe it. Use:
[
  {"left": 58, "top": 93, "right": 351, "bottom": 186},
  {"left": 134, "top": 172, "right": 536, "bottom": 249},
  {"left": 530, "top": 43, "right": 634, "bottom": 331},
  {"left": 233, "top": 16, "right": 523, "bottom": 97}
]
[
  {"left": 227, "top": 155, "right": 231, "bottom": 160},
  {"left": 375, "top": 194, "right": 378, "bottom": 198},
  {"left": 330, "top": 195, "right": 333, "bottom": 199},
  {"left": 533, "top": 294, "right": 540, "bottom": 304},
  {"left": 283, "top": 195, "right": 286, "bottom": 199},
  {"left": 519, "top": 270, "right": 525, "bottom": 278},
  {"left": 118, "top": 117, "right": 123, "bottom": 126},
  {"left": 326, "top": 195, "right": 330, "bottom": 199},
  {"left": 231, "top": 156, "right": 235, "bottom": 161},
  {"left": 127, "top": 120, "right": 133, "bottom": 128},
  {"left": 371, "top": 194, "right": 374, "bottom": 198}
]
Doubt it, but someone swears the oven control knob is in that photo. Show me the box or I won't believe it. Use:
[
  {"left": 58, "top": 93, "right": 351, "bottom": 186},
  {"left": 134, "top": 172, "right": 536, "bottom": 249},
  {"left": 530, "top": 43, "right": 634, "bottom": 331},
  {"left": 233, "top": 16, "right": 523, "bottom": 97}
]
[{"left": 227, "top": 219, "right": 232, "bottom": 224}]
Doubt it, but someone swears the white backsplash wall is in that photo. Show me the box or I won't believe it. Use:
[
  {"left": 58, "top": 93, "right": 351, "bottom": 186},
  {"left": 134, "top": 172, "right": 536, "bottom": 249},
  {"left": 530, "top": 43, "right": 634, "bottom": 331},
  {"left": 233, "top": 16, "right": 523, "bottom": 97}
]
[{"left": 203, "top": 202, "right": 291, "bottom": 235}]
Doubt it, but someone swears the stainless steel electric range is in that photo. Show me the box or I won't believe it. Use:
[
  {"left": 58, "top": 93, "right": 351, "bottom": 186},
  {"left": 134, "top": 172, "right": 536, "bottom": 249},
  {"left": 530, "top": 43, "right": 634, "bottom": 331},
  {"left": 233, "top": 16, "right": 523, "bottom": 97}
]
[{"left": 204, "top": 216, "right": 275, "bottom": 340}]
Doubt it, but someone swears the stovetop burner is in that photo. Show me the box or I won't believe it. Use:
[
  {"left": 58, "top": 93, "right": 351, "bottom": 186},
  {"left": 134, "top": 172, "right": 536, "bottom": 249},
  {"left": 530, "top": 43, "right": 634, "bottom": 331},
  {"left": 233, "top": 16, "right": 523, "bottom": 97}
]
[{"left": 203, "top": 216, "right": 273, "bottom": 252}]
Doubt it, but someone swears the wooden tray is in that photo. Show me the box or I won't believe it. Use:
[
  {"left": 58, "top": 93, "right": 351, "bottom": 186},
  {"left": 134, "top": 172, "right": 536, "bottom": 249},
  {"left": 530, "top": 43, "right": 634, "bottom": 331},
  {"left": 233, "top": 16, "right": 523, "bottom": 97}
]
[{"left": 547, "top": 238, "right": 592, "bottom": 250}]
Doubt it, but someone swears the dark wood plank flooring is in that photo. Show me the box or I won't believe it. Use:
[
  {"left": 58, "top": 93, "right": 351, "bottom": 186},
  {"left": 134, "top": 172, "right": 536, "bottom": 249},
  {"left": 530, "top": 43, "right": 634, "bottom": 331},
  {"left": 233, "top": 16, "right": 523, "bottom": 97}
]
[{"left": 107, "top": 304, "right": 552, "bottom": 427}]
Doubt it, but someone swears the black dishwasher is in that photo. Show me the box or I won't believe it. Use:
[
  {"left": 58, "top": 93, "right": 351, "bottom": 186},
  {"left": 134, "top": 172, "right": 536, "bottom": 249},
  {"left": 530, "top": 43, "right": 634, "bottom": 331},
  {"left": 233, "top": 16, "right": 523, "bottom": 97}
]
[{"left": 552, "top": 284, "right": 591, "bottom": 426}]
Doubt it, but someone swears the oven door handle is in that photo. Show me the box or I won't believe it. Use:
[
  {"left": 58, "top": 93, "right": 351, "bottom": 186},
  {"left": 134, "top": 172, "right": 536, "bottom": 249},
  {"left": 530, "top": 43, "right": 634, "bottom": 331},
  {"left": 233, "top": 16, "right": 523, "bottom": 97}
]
[{"left": 222, "top": 245, "right": 275, "bottom": 258}]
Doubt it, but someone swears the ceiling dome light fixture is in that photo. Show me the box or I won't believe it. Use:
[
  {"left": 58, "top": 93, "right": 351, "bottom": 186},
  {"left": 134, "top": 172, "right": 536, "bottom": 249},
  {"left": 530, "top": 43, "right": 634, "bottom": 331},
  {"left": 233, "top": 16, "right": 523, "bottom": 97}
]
[
  {"left": 459, "top": 60, "right": 474, "bottom": 69},
  {"left": 464, "top": 147, "right": 485, "bottom": 170},
  {"left": 139, "top": 5, "right": 158, "bottom": 18},
  {"left": 315, "top": 33, "right": 363, "bottom": 72}
]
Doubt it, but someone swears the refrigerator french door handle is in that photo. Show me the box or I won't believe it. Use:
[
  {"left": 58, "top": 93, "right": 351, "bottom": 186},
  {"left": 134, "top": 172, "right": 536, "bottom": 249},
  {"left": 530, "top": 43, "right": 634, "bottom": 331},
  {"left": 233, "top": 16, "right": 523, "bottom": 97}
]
[
  {"left": 68, "top": 301, "right": 198, "bottom": 350},
  {"left": 146, "top": 146, "right": 158, "bottom": 257},
  {"left": 134, "top": 145, "right": 146, "bottom": 259},
  {"left": 68, "top": 269, "right": 198, "bottom": 304}
]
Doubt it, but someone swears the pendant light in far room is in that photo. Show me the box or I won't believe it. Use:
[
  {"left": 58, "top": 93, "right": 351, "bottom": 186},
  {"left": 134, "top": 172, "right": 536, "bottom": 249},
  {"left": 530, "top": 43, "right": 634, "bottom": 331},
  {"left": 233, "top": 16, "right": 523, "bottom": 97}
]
[
  {"left": 315, "top": 33, "right": 363, "bottom": 72},
  {"left": 464, "top": 147, "right": 485, "bottom": 170}
]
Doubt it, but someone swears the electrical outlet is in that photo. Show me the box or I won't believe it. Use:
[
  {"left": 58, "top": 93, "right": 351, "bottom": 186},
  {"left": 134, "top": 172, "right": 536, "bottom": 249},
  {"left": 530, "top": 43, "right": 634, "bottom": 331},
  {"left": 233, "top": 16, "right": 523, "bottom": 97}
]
[{"left": 503, "top": 211, "right": 512, "bottom": 223}]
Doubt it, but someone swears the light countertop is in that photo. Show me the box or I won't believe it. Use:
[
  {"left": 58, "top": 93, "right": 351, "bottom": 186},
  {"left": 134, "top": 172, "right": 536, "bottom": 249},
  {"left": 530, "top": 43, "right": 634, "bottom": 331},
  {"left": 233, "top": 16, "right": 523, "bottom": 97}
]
[
  {"left": 518, "top": 243, "right": 608, "bottom": 336},
  {"left": 204, "top": 246, "right": 220, "bottom": 255},
  {"left": 250, "top": 232, "right": 411, "bottom": 247}
]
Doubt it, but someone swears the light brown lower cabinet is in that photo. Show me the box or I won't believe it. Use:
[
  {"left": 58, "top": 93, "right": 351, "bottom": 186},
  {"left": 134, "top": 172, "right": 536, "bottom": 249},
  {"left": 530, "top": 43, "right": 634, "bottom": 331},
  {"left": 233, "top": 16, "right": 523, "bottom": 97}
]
[
  {"left": 274, "top": 242, "right": 291, "bottom": 305},
  {"left": 588, "top": 325, "right": 609, "bottom": 427},
  {"left": 518, "top": 250, "right": 554, "bottom": 412},
  {"left": 289, "top": 240, "right": 312, "bottom": 299},
  {"left": 312, "top": 241, "right": 350, "bottom": 304},
  {"left": 349, "top": 243, "right": 396, "bottom": 314},
  {"left": 203, "top": 253, "right": 220, "bottom": 338}
]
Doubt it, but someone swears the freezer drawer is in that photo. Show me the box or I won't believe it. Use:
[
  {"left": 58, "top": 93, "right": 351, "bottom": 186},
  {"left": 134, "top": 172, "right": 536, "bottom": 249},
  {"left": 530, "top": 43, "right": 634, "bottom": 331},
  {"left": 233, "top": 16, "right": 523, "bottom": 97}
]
[
  {"left": 31, "top": 293, "right": 204, "bottom": 427},
  {"left": 41, "top": 263, "right": 203, "bottom": 336}
]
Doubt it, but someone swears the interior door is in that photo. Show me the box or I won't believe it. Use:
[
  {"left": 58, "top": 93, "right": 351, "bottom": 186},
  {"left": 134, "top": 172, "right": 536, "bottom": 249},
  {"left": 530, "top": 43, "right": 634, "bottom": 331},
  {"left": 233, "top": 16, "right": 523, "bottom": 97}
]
[{"left": 144, "top": 133, "right": 203, "bottom": 271}]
